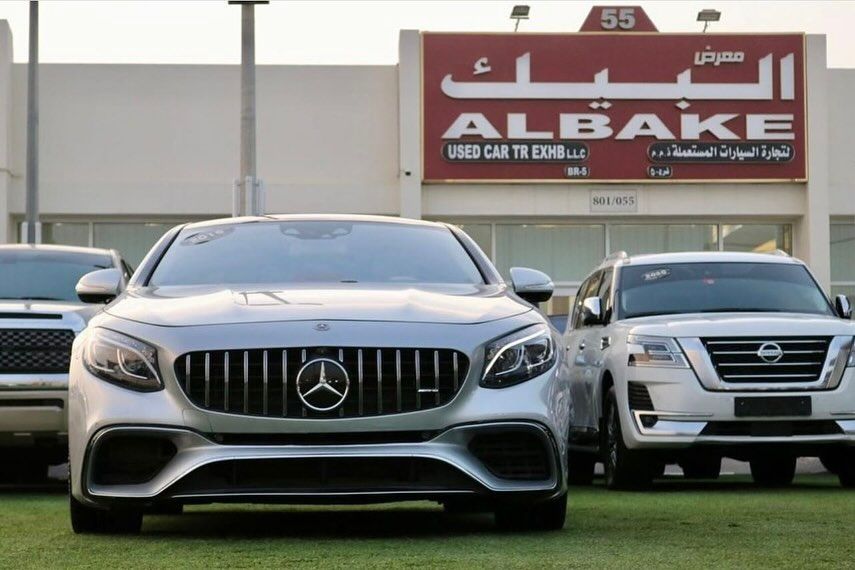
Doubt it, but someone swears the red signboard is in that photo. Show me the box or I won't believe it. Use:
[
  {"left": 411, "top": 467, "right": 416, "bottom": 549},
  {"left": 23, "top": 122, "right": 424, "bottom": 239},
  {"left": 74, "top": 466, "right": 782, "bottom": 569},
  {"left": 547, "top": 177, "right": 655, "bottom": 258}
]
[{"left": 421, "top": 33, "right": 806, "bottom": 182}]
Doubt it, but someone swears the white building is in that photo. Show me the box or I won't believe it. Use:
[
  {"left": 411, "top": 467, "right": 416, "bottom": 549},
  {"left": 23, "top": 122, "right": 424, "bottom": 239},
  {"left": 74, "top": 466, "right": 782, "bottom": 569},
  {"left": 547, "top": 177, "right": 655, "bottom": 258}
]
[{"left": 0, "top": 20, "right": 852, "bottom": 315}]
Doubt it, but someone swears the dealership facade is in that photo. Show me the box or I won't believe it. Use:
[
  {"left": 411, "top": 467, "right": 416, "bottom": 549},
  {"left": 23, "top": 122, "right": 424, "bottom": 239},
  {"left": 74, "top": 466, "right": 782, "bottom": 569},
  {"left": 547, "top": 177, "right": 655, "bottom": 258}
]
[{"left": 0, "top": 18, "right": 853, "bottom": 314}]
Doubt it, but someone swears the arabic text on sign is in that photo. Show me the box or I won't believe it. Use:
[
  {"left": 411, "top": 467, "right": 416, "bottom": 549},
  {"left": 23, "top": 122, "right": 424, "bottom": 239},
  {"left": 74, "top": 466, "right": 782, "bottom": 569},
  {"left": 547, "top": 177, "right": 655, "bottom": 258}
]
[
  {"left": 648, "top": 142, "right": 794, "bottom": 163},
  {"left": 442, "top": 52, "right": 795, "bottom": 102}
]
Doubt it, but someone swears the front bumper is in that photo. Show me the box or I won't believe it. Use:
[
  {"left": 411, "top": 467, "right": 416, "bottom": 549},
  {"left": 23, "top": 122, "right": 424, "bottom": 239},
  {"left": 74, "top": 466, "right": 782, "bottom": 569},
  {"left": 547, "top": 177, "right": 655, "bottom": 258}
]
[
  {"left": 69, "top": 315, "right": 570, "bottom": 506},
  {"left": 0, "top": 374, "right": 68, "bottom": 447},
  {"left": 620, "top": 366, "right": 855, "bottom": 450},
  {"left": 81, "top": 422, "right": 561, "bottom": 505}
]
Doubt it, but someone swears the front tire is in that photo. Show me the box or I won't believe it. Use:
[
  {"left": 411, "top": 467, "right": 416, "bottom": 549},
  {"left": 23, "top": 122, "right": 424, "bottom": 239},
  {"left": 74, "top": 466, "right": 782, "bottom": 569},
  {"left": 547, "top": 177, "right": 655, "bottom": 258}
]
[
  {"left": 750, "top": 456, "right": 796, "bottom": 487},
  {"left": 567, "top": 449, "right": 596, "bottom": 486},
  {"left": 494, "top": 493, "right": 567, "bottom": 531},
  {"left": 70, "top": 493, "right": 143, "bottom": 534},
  {"left": 603, "top": 387, "right": 655, "bottom": 489},
  {"left": 836, "top": 451, "right": 855, "bottom": 488}
]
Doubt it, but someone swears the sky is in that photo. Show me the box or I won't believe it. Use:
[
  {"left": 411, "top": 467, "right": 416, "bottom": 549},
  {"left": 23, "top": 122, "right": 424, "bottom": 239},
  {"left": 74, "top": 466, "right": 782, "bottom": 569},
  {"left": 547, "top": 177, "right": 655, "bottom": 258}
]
[{"left": 0, "top": 1, "right": 852, "bottom": 67}]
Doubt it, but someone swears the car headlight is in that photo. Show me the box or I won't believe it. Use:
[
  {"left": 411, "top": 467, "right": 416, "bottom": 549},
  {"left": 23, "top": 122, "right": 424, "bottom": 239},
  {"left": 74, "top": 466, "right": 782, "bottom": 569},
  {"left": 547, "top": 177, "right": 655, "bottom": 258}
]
[
  {"left": 481, "top": 324, "right": 556, "bottom": 388},
  {"left": 83, "top": 328, "right": 163, "bottom": 392},
  {"left": 848, "top": 338, "right": 855, "bottom": 367},
  {"left": 627, "top": 335, "right": 689, "bottom": 368}
]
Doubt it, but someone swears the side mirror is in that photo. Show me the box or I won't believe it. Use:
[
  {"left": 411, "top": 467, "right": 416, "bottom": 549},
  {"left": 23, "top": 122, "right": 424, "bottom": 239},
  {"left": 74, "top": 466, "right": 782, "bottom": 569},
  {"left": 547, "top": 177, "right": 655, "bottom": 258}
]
[
  {"left": 835, "top": 294, "right": 852, "bottom": 319},
  {"left": 581, "top": 297, "right": 604, "bottom": 326},
  {"left": 509, "top": 267, "right": 554, "bottom": 304},
  {"left": 76, "top": 268, "right": 123, "bottom": 304}
]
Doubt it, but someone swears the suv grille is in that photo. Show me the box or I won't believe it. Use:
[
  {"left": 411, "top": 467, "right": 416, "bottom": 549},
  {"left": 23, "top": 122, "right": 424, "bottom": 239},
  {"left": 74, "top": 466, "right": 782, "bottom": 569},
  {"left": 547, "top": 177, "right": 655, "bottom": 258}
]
[
  {"left": 702, "top": 337, "right": 831, "bottom": 384},
  {"left": 175, "top": 347, "right": 469, "bottom": 419},
  {"left": 0, "top": 329, "right": 75, "bottom": 373}
]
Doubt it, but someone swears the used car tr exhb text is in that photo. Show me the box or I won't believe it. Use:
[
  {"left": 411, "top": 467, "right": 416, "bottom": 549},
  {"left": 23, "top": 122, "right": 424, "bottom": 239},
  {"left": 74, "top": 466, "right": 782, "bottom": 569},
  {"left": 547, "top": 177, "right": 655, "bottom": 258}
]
[{"left": 67, "top": 215, "right": 570, "bottom": 534}]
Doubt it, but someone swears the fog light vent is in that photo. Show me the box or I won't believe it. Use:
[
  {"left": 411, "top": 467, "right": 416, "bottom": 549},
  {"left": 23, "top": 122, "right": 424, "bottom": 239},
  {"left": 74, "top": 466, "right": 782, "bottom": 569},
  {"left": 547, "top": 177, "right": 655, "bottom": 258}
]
[
  {"left": 468, "top": 431, "right": 550, "bottom": 481},
  {"left": 91, "top": 434, "right": 177, "bottom": 485},
  {"left": 628, "top": 382, "right": 655, "bottom": 411}
]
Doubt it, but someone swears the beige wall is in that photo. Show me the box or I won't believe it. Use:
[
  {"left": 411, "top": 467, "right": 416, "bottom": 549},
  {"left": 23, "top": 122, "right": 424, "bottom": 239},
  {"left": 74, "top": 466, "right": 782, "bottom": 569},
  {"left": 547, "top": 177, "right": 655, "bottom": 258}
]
[
  {"left": 6, "top": 61, "right": 399, "bottom": 218},
  {"left": 828, "top": 69, "right": 855, "bottom": 217}
]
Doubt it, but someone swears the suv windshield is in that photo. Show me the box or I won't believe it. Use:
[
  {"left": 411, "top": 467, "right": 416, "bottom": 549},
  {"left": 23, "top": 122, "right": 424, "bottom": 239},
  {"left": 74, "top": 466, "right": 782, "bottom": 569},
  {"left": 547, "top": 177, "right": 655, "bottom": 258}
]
[
  {"left": 148, "top": 221, "right": 485, "bottom": 286},
  {"left": 0, "top": 250, "right": 112, "bottom": 302},
  {"left": 619, "top": 262, "right": 833, "bottom": 319}
]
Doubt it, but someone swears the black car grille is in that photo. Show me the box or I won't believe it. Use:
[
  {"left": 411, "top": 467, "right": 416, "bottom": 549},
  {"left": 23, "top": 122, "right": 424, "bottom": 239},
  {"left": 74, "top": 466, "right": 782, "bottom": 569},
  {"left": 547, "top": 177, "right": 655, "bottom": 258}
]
[
  {"left": 174, "top": 347, "right": 469, "bottom": 419},
  {"left": 702, "top": 337, "right": 831, "bottom": 384},
  {"left": 468, "top": 431, "right": 551, "bottom": 481},
  {"left": 627, "top": 382, "right": 655, "bottom": 411},
  {"left": 0, "top": 328, "right": 75, "bottom": 373}
]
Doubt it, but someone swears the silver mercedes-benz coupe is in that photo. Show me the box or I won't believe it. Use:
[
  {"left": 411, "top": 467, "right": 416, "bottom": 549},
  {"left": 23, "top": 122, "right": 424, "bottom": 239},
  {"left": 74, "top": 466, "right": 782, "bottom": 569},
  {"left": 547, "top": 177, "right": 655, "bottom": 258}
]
[{"left": 68, "top": 215, "right": 570, "bottom": 533}]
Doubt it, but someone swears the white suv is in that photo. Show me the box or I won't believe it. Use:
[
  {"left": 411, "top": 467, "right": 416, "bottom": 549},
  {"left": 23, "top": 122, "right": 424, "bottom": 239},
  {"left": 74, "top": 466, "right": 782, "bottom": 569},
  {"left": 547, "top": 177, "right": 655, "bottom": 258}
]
[{"left": 564, "top": 251, "right": 855, "bottom": 489}]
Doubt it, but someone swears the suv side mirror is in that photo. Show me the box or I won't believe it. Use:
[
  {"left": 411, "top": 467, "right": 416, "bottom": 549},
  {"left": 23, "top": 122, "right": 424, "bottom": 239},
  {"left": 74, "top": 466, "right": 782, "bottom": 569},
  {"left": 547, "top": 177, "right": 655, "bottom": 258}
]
[
  {"left": 835, "top": 294, "right": 852, "bottom": 319},
  {"left": 76, "top": 268, "right": 123, "bottom": 304},
  {"left": 581, "top": 297, "right": 604, "bottom": 326},
  {"left": 509, "top": 267, "right": 554, "bottom": 304}
]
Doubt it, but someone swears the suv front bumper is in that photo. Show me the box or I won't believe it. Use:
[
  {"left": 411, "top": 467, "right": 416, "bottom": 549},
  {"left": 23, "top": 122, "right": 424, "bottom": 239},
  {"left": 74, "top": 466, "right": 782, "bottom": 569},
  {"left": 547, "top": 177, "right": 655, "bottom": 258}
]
[
  {"left": 0, "top": 374, "right": 68, "bottom": 450},
  {"left": 620, "top": 366, "right": 855, "bottom": 450}
]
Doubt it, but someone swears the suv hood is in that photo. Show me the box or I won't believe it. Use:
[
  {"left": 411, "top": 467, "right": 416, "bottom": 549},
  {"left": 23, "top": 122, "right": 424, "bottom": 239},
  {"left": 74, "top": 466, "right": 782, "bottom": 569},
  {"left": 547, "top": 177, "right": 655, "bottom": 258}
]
[
  {"left": 0, "top": 299, "right": 100, "bottom": 329},
  {"left": 624, "top": 312, "right": 855, "bottom": 338},
  {"left": 105, "top": 284, "right": 531, "bottom": 327}
]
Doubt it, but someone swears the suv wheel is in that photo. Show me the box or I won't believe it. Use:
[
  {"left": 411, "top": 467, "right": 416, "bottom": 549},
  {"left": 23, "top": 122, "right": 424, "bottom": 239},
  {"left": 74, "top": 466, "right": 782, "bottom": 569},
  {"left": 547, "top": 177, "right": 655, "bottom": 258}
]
[
  {"left": 567, "top": 449, "right": 596, "bottom": 486},
  {"left": 679, "top": 455, "right": 721, "bottom": 480},
  {"left": 819, "top": 453, "right": 841, "bottom": 475},
  {"left": 603, "top": 387, "right": 655, "bottom": 490},
  {"left": 494, "top": 493, "right": 567, "bottom": 531},
  {"left": 837, "top": 451, "right": 855, "bottom": 488},
  {"left": 749, "top": 456, "right": 796, "bottom": 487}
]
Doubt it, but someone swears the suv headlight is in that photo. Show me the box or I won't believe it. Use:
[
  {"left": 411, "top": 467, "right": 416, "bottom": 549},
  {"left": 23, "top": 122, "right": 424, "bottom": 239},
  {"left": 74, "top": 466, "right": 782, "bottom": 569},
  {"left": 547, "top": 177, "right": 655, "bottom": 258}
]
[
  {"left": 481, "top": 324, "right": 556, "bottom": 388},
  {"left": 627, "top": 335, "right": 689, "bottom": 368},
  {"left": 83, "top": 328, "right": 163, "bottom": 392}
]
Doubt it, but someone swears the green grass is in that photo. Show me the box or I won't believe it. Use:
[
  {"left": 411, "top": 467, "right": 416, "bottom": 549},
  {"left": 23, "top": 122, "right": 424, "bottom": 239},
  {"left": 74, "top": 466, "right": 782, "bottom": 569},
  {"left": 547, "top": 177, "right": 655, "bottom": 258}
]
[{"left": 1, "top": 475, "right": 853, "bottom": 569}]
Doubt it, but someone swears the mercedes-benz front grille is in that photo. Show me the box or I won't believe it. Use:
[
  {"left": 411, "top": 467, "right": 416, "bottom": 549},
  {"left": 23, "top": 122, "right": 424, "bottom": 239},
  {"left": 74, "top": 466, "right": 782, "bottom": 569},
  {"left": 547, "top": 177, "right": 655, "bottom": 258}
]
[
  {"left": 702, "top": 337, "right": 831, "bottom": 384},
  {"left": 0, "top": 328, "right": 75, "bottom": 373},
  {"left": 174, "top": 347, "right": 469, "bottom": 418}
]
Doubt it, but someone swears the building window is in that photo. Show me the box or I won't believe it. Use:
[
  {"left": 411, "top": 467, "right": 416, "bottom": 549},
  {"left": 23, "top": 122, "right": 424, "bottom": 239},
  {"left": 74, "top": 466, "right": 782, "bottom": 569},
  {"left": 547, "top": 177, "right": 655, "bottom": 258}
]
[
  {"left": 831, "top": 223, "right": 855, "bottom": 297},
  {"left": 20, "top": 220, "right": 179, "bottom": 268},
  {"left": 93, "top": 223, "right": 172, "bottom": 267},
  {"left": 721, "top": 224, "right": 792, "bottom": 254},
  {"left": 494, "top": 224, "right": 606, "bottom": 283},
  {"left": 455, "top": 223, "right": 492, "bottom": 258},
  {"left": 41, "top": 222, "right": 90, "bottom": 247},
  {"left": 610, "top": 224, "right": 718, "bottom": 256},
  {"left": 449, "top": 221, "right": 794, "bottom": 318}
]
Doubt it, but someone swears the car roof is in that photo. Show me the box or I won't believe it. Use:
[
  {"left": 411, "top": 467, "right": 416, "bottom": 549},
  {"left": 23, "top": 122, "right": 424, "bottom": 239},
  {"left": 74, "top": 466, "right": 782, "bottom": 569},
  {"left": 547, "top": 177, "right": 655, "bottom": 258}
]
[
  {"left": 182, "top": 214, "right": 447, "bottom": 231},
  {"left": 0, "top": 243, "right": 114, "bottom": 257},
  {"left": 597, "top": 250, "right": 803, "bottom": 271}
]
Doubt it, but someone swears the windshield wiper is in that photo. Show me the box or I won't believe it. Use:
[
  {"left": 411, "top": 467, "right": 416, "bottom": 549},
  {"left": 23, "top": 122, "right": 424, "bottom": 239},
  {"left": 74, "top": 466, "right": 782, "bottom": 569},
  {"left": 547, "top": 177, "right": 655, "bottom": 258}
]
[
  {"left": 696, "top": 308, "right": 788, "bottom": 313},
  {"left": 623, "top": 311, "right": 685, "bottom": 318}
]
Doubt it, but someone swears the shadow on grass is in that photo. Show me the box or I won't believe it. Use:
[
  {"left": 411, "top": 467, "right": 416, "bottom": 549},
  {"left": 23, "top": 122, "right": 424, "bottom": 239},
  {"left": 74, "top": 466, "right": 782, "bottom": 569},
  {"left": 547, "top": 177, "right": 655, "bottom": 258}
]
[{"left": 144, "top": 507, "right": 501, "bottom": 539}]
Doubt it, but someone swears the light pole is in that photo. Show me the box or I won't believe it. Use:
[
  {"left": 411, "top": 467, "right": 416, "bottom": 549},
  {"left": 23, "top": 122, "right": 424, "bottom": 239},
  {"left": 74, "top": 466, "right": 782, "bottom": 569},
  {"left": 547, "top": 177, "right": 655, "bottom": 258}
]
[
  {"left": 229, "top": 0, "right": 268, "bottom": 216},
  {"left": 24, "top": 1, "right": 39, "bottom": 243},
  {"left": 510, "top": 5, "right": 530, "bottom": 32},
  {"left": 697, "top": 9, "right": 721, "bottom": 33}
]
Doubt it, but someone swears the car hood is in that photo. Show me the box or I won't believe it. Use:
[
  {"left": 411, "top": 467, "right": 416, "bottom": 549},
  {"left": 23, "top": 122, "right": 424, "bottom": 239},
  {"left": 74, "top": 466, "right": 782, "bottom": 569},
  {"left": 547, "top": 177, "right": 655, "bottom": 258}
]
[
  {"left": 622, "top": 312, "right": 855, "bottom": 338},
  {"left": 105, "top": 283, "right": 531, "bottom": 327}
]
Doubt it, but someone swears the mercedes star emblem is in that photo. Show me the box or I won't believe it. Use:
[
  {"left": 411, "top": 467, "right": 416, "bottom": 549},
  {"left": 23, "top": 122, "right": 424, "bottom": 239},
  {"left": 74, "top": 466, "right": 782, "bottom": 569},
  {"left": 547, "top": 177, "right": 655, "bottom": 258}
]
[{"left": 295, "top": 358, "right": 350, "bottom": 412}]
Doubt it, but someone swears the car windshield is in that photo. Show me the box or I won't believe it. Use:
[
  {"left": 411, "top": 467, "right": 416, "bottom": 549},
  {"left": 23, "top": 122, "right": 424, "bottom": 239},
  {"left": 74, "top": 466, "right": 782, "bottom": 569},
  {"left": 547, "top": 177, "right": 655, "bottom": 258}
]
[
  {"left": 0, "top": 250, "right": 112, "bottom": 302},
  {"left": 148, "top": 220, "right": 485, "bottom": 286},
  {"left": 619, "top": 262, "right": 833, "bottom": 319}
]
